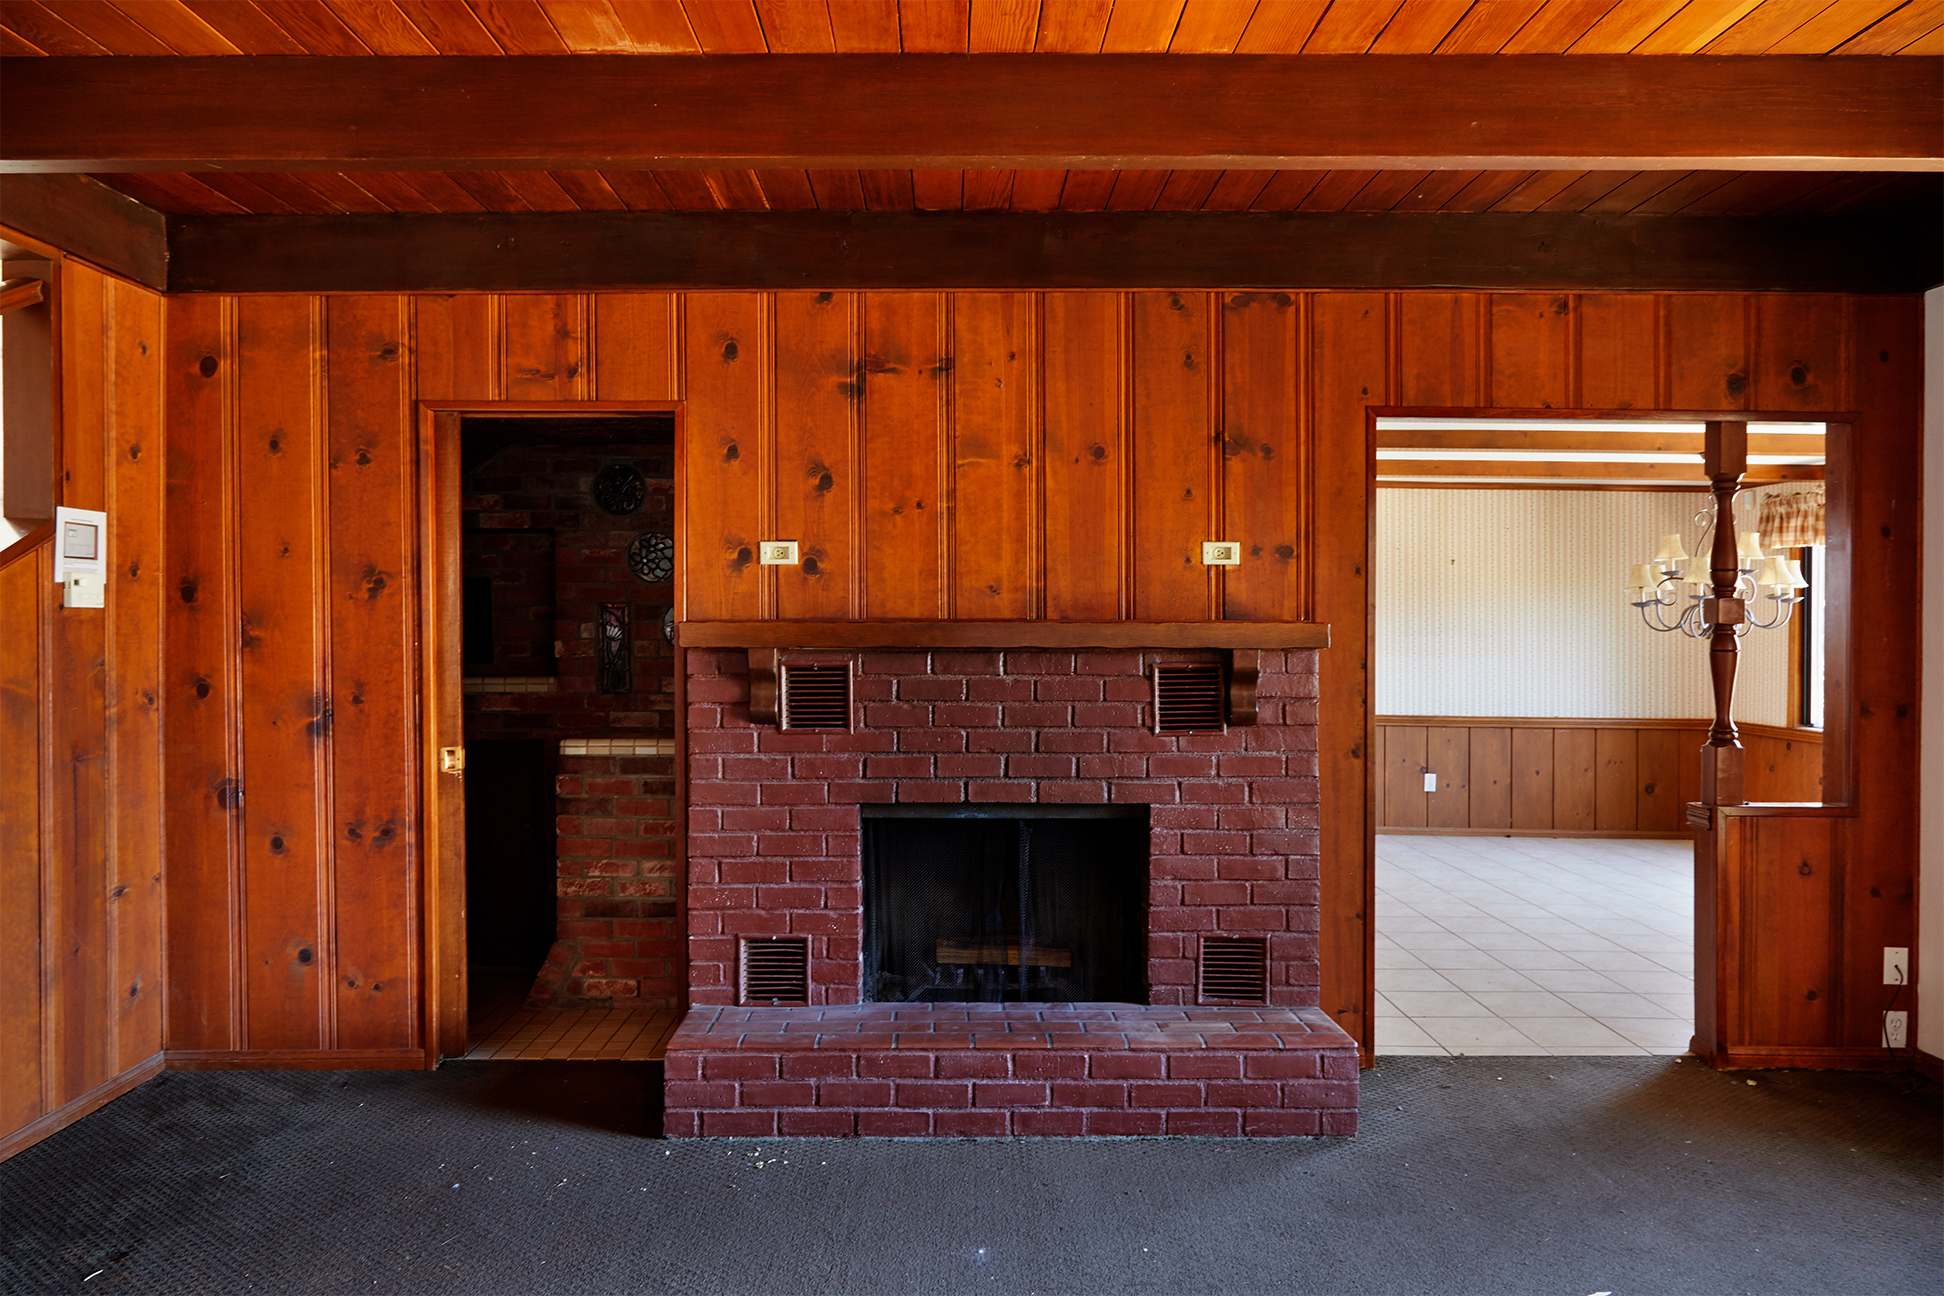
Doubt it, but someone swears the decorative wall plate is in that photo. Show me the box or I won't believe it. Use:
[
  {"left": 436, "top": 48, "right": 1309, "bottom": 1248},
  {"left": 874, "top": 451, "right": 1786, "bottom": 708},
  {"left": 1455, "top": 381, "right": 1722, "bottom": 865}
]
[
  {"left": 662, "top": 607, "right": 675, "bottom": 644},
  {"left": 592, "top": 463, "right": 646, "bottom": 516},
  {"left": 629, "top": 532, "right": 674, "bottom": 584}
]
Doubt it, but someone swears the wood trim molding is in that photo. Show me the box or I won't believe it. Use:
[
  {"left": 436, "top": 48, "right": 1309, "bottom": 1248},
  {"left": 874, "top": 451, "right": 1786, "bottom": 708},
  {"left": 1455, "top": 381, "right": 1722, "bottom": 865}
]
[
  {"left": 0, "top": 175, "right": 168, "bottom": 290},
  {"left": 10, "top": 55, "right": 1935, "bottom": 172},
  {"left": 0, "top": 522, "right": 53, "bottom": 572},
  {"left": 0, "top": 277, "right": 44, "bottom": 314},
  {"left": 747, "top": 648, "right": 781, "bottom": 727},
  {"left": 1376, "top": 714, "right": 1710, "bottom": 730},
  {"left": 0, "top": 1052, "right": 163, "bottom": 1163},
  {"left": 679, "top": 620, "right": 1331, "bottom": 651},
  {"left": 162, "top": 1049, "right": 428, "bottom": 1071},
  {"left": 161, "top": 211, "right": 1938, "bottom": 295},
  {"left": 1693, "top": 1044, "right": 1909, "bottom": 1072}
]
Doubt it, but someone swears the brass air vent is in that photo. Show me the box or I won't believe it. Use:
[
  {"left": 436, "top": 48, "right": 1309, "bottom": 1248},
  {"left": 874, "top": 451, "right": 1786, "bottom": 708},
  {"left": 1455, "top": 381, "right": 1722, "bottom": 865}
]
[
  {"left": 1153, "top": 662, "right": 1226, "bottom": 734},
  {"left": 781, "top": 662, "right": 852, "bottom": 731},
  {"left": 740, "top": 937, "right": 810, "bottom": 1005},
  {"left": 1199, "top": 935, "right": 1269, "bottom": 1005}
]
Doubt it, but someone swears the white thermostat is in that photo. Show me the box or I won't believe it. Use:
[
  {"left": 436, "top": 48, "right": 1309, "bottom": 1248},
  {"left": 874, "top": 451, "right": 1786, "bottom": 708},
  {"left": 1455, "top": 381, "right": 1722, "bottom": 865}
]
[
  {"left": 758, "top": 540, "right": 800, "bottom": 565},
  {"left": 54, "top": 507, "right": 107, "bottom": 579},
  {"left": 1202, "top": 541, "right": 1241, "bottom": 566}
]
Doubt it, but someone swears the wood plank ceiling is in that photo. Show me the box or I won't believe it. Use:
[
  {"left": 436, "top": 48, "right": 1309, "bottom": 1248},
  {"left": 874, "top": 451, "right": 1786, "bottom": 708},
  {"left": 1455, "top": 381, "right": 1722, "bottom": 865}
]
[{"left": 5, "top": 0, "right": 1938, "bottom": 217}]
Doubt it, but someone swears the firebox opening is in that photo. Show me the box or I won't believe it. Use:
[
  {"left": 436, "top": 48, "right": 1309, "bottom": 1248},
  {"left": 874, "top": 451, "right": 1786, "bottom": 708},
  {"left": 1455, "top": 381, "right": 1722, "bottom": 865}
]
[{"left": 861, "top": 805, "right": 1149, "bottom": 1005}]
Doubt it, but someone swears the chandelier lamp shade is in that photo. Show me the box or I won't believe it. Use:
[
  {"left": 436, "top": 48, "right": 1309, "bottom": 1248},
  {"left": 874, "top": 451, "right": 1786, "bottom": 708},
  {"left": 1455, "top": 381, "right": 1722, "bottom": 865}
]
[{"left": 1627, "top": 525, "right": 1807, "bottom": 638}]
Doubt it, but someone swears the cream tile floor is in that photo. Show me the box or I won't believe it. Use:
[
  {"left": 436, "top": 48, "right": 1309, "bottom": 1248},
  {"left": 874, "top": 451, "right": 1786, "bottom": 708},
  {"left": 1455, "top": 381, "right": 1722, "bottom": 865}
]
[{"left": 1376, "top": 835, "right": 1695, "bottom": 1057}]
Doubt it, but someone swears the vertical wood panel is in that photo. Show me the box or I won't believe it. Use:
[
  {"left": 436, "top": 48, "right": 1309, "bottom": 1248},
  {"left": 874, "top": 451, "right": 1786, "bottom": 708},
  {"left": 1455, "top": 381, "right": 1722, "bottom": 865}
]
[
  {"left": 325, "top": 295, "right": 416, "bottom": 1050},
  {"left": 47, "top": 496, "right": 110, "bottom": 1107},
  {"left": 235, "top": 296, "right": 327, "bottom": 1051},
  {"left": 1488, "top": 293, "right": 1573, "bottom": 408},
  {"left": 859, "top": 292, "right": 945, "bottom": 619},
  {"left": 1370, "top": 724, "right": 1386, "bottom": 827},
  {"left": 1739, "top": 817, "right": 1833, "bottom": 1047},
  {"left": 0, "top": 553, "right": 46, "bottom": 1131},
  {"left": 501, "top": 294, "right": 588, "bottom": 400},
  {"left": 412, "top": 294, "right": 497, "bottom": 401},
  {"left": 1468, "top": 725, "right": 1512, "bottom": 830},
  {"left": 772, "top": 291, "right": 857, "bottom": 620},
  {"left": 60, "top": 266, "right": 107, "bottom": 510},
  {"left": 1666, "top": 294, "right": 1750, "bottom": 411},
  {"left": 1636, "top": 727, "right": 1684, "bottom": 833},
  {"left": 1131, "top": 291, "right": 1214, "bottom": 619},
  {"left": 163, "top": 293, "right": 240, "bottom": 1052},
  {"left": 592, "top": 292, "right": 679, "bottom": 400},
  {"left": 1753, "top": 294, "right": 1848, "bottom": 413},
  {"left": 1593, "top": 727, "right": 1638, "bottom": 831},
  {"left": 1383, "top": 725, "right": 1427, "bottom": 829},
  {"left": 682, "top": 292, "right": 768, "bottom": 620},
  {"left": 1552, "top": 728, "right": 1597, "bottom": 831},
  {"left": 949, "top": 292, "right": 1038, "bottom": 618},
  {"left": 105, "top": 278, "right": 164, "bottom": 1075},
  {"left": 1424, "top": 725, "right": 1469, "bottom": 830},
  {"left": 1041, "top": 292, "right": 1124, "bottom": 620},
  {"left": 1395, "top": 292, "right": 1482, "bottom": 407},
  {"left": 1310, "top": 291, "right": 1385, "bottom": 1054},
  {"left": 1220, "top": 291, "right": 1304, "bottom": 621},
  {"left": 1577, "top": 293, "right": 1660, "bottom": 411},
  {"left": 1511, "top": 726, "right": 1554, "bottom": 830}
]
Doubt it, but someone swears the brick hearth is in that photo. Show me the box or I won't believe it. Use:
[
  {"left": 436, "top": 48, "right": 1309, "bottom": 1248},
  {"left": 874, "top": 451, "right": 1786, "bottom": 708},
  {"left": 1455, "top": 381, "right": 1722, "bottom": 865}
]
[{"left": 674, "top": 646, "right": 1359, "bottom": 1136}]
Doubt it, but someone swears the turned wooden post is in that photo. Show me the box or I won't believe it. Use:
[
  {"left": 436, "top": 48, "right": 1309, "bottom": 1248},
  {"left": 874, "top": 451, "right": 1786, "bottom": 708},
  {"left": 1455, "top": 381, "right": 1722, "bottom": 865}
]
[{"left": 1699, "top": 421, "right": 1748, "bottom": 806}]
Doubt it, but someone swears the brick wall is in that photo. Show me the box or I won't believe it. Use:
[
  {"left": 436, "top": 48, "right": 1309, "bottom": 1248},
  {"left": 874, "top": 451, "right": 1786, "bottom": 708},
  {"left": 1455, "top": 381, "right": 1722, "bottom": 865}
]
[
  {"left": 684, "top": 648, "right": 1322, "bottom": 1009},
  {"left": 462, "top": 443, "right": 678, "bottom": 1007}
]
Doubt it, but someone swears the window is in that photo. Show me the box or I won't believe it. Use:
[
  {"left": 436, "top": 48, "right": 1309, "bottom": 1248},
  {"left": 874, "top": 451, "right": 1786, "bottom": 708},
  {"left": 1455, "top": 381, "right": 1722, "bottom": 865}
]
[{"left": 1800, "top": 544, "right": 1825, "bottom": 729}]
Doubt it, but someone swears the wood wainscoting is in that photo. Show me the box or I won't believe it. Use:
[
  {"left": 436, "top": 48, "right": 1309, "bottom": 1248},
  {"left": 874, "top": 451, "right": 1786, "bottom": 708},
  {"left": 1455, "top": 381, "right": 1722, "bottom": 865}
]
[{"left": 1376, "top": 717, "right": 1824, "bottom": 838}]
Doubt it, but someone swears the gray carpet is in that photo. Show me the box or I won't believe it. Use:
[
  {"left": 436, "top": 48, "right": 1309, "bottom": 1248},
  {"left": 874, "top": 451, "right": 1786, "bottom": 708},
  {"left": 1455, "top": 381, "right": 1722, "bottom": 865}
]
[{"left": 1, "top": 1056, "right": 1936, "bottom": 1295}]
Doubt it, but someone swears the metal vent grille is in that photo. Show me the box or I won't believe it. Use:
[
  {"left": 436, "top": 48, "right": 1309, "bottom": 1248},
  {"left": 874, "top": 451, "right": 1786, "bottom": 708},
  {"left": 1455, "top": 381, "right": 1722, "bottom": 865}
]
[
  {"left": 1153, "top": 663, "right": 1226, "bottom": 733},
  {"left": 1199, "top": 936, "right": 1269, "bottom": 1004},
  {"left": 781, "top": 663, "right": 851, "bottom": 731},
  {"left": 740, "top": 937, "right": 810, "bottom": 1005}
]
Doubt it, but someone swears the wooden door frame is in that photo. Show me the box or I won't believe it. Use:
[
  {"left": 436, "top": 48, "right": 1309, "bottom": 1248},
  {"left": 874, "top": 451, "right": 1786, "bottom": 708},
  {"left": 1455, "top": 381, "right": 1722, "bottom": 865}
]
[
  {"left": 1361, "top": 405, "right": 1857, "bottom": 1064},
  {"left": 416, "top": 400, "right": 686, "bottom": 1066}
]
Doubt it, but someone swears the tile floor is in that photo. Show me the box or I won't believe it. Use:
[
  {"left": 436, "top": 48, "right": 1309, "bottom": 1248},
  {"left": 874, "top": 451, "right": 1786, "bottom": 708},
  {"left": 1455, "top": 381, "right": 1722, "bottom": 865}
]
[
  {"left": 1375, "top": 835, "right": 1695, "bottom": 1057},
  {"left": 462, "top": 965, "right": 679, "bottom": 1061}
]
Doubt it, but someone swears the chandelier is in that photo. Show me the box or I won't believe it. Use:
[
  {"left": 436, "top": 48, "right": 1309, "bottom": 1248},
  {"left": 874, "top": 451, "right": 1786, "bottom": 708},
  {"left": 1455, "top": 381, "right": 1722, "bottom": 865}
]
[{"left": 1626, "top": 508, "right": 1805, "bottom": 637}]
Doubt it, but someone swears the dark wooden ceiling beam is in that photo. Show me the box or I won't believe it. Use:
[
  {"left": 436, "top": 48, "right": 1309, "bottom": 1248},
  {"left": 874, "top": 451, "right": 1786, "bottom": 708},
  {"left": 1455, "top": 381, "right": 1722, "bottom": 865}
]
[
  {"left": 4, "top": 55, "right": 1937, "bottom": 174},
  {"left": 161, "top": 210, "right": 1937, "bottom": 294},
  {"left": 0, "top": 173, "right": 167, "bottom": 289}
]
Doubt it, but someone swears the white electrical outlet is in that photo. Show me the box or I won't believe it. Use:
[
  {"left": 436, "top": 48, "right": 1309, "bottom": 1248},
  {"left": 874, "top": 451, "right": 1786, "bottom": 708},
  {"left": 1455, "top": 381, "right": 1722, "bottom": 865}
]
[
  {"left": 1423, "top": 772, "right": 1438, "bottom": 793},
  {"left": 757, "top": 540, "right": 800, "bottom": 565},
  {"left": 1201, "top": 541, "right": 1241, "bottom": 566},
  {"left": 1883, "top": 1011, "right": 1908, "bottom": 1049},
  {"left": 1885, "top": 947, "right": 1909, "bottom": 985}
]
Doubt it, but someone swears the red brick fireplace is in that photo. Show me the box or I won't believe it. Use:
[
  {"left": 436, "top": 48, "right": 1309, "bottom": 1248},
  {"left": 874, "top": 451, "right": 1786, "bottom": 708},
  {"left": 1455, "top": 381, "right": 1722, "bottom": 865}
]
[{"left": 665, "top": 641, "right": 1359, "bottom": 1137}]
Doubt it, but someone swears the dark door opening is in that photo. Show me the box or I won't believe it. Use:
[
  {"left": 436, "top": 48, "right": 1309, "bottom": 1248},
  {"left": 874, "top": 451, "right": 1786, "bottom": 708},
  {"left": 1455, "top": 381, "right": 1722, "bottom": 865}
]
[
  {"left": 861, "top": 805, "right": 1148, "bottom": 1004},
  {"left": 462, "top": 738, "right": 559, "bottom": 1027}
]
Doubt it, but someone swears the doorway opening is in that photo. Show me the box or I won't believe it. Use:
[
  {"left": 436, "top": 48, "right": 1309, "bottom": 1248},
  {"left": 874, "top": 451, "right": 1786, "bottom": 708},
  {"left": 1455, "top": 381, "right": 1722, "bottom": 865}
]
[
  {"left": 1368, "top": 415, "right": 1828, "bottom": 1057},
  {"left": 452, "top": 413, "right": 682, "bottom": 1061}
]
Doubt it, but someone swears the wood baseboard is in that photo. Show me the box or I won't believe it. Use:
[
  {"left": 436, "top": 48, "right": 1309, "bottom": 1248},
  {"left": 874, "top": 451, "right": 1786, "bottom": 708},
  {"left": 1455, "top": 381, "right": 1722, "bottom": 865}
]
[
  {"left": 1915, "top": 1048, "right": 1943, "bottom": 1084},
  {"left": 0, "top": 1052, "right": 165, "bottom": 1162},
  {"left": 1693, "top": 1042, "right": 1910, "bottom": 1072},
  {"left": 163, "top": 1048, "right": 428, "bottom": 1071},
  {"left": 1378, "top": 827, "right": 1691, "bottom": 840}
]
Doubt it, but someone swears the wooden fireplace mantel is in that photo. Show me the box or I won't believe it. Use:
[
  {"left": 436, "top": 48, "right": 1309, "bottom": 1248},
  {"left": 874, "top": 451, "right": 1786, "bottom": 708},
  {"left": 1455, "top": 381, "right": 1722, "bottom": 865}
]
[{"left": 675, "top": 620, "right": 1332, "bottom": 652}]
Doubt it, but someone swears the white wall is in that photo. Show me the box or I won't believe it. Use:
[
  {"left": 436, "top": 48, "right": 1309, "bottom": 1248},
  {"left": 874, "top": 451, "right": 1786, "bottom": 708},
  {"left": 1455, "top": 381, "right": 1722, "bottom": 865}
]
[
  {"left": 1375, "top": 488, "right": 1790, "bottom": 722},
  {"left": 1920, "top": 287, "right": 1941, "bottom": 1062}
]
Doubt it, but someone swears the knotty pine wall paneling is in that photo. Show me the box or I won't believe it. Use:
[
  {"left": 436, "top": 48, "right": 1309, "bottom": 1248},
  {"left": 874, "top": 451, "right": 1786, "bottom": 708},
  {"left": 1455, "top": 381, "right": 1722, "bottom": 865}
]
[
  {"left": 148, "top": 287, "right": 1919, "bottom": 1074},
  {"left": 1, "top": 261, "right": 165, "bottom": 1159}
]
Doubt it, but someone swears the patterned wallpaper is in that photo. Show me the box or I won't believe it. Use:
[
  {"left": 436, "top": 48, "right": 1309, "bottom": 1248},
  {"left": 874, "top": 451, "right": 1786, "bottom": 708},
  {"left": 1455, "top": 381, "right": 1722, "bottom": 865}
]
[{"left": 1375, "top": 489, "right": 1790, "bottom": 724}]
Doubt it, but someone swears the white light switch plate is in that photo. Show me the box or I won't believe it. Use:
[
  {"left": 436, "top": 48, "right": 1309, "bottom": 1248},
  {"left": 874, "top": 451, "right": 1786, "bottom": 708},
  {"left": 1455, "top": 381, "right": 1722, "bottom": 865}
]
[
  {"left": 1885, "top": 947, "right": 1909, "bottom": 985},
  {"left": 1423, "top": 772, "right": 1438, "bottom": 793},
  {"left": 63, "top": 573, "right": 105, "bottom": 609},
  {"left": 758, "top": 540, "right": 800, "bottom": 565},
  {"left": 1202, "top": 542, "right": 1241, "bottom": 566}
]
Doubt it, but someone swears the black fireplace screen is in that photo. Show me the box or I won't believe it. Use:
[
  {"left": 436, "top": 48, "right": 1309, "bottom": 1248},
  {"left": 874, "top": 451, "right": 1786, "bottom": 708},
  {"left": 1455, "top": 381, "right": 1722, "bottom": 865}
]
[{"left": 862, "top": 808, "right": 1147, "bottom": 1004}]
